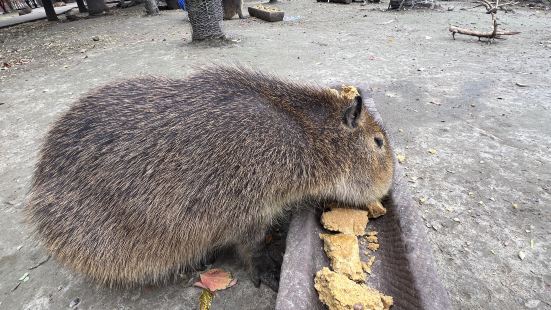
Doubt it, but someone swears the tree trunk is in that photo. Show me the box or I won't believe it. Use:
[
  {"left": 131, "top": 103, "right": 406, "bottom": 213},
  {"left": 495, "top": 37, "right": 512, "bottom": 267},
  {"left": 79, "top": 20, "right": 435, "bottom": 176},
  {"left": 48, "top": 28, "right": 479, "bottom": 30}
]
[
  {"left": 76, "top": 0, "right": 88, "bottom": 13},
  {"left": 187, "top": 0, "right": 225, "bottom": 41},
  {"left": 143, "top": 0, "right": 159, "bottom": 15},
  {"left": 87, "top": 0, "right": 107, "bottom": 15},
  {"left": 42, "top": 0, "right": 58, "bottom": 21}
]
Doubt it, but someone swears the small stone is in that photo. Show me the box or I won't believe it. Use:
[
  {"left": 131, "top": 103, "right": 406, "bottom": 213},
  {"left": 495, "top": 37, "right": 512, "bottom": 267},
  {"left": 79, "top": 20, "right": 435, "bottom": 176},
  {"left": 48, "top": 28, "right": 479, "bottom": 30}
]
[
  {"left": 79, "top": 49, "right": 86, "bottom": 53},
  {"left": 419, "top": 197, "right": 427, "bottom": 204},
  {"left": 69, "top": 297, "right": 80, "bottom": 308},
  {"left": 518, "top": 251, "right": 526, "bottom": 260},
  {"left": 452, "top": 218, "right": 460, "bottom": 223},
  {"left": 428, "top": 148, "right": 437, "bottom": 155},
  {"left": 353, "top": 303, "right": 364, "bottom": 310},
  {"left": 525, "top": 299, "right": 540, "bottom": 308},
  {"left": 431, "top": 222, "right": 442, "bottom": 231},
  {"left": 92, "top": 36, "right": 100, "bottom": 41},
  {"left": 512, "top": 203, "right": 519, "bottom": 209}
]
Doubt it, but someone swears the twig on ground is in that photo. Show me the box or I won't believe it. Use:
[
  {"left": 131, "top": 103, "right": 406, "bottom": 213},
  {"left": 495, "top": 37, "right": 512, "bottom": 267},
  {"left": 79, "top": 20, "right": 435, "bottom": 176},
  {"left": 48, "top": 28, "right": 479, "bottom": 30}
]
[
  {"left": 449, "top": 0, "right": 520, "bottom": 42},
  {"left": 28, "top": 255, "right": 51, "bottom": 270}
]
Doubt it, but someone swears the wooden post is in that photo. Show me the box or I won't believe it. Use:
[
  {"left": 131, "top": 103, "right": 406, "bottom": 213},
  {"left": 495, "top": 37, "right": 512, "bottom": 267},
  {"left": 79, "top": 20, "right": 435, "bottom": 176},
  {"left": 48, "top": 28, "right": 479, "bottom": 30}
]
[
  {"left": 76, "top": 0, "right": 88, "bottom": 13},
  {"left": 87, "top": 0, "right": 107, "bottom": 15},
  {"left": 42, "top": 0, "right": 59, "bottom": 21}
]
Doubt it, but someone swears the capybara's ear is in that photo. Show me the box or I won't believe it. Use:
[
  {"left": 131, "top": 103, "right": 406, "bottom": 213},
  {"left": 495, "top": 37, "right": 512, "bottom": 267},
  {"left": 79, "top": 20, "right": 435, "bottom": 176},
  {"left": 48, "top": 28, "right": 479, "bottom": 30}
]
[{"left": 343, "top": 95, "right": 364, "bottom": 128}]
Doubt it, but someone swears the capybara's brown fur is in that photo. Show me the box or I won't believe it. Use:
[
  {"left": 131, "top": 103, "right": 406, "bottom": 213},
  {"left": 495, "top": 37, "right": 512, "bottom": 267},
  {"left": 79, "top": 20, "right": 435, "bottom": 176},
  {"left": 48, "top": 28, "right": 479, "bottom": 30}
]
[{"left": 25, "top": 67, "right": 394, "bottom": 287}]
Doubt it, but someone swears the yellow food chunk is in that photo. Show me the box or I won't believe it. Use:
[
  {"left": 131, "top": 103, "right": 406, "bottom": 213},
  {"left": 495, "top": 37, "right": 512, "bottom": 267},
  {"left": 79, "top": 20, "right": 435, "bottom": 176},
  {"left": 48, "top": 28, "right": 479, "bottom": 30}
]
[
  {"left": 320, "top": 233, "right": 364, "bottom": 281},
  {"left": 362, "top": 256, "right": 376, "bottom": 274},
  {"left": 367, "top": 201, "right": 387, "bottom": 219},
  {"left": 367, "top": 242, "right": 380, "bottom": 252},
  {"left": 321, "top": 206, "right": 369, "bottom": 236},
  {"left": 314, "top": 267, "right": 394, "bottom": 310}
]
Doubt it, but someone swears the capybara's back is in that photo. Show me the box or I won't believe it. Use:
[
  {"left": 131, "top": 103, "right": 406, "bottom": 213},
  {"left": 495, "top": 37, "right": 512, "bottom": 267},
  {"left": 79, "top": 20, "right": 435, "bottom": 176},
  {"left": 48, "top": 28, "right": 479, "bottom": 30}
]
[{"left": 26, "top": 67, "right": 394, "bottom": 287}]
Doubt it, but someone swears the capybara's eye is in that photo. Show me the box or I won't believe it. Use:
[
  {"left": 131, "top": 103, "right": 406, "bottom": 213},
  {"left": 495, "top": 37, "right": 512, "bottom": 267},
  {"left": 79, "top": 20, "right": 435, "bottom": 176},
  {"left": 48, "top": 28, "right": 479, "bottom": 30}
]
[{"left": 374, "top": 137, "right": 384, "bottom": 148}]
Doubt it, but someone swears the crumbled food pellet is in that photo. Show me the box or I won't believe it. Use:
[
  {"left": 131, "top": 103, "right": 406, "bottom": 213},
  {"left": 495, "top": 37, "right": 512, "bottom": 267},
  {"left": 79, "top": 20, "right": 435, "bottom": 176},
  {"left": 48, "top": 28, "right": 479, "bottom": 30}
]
[
  {"left": 341, "top": 85, "right": 360, "bottom": 100},
  {"left": 367, "top": 243, "right": 380, "bottom": 252},
  {"left": 329, "top": 88, "right": 341, "bottom": 97},
  {"left": 322, "top": 206, "right": 369, "bottom": 236},
  {"left": 320, "top": 233, "right": 364, "bottom": 281},
  {"left": 362, "top": 256, "right": 376, "bottom": 274},
  {"left": 328, "top": 85, "right": 360, "bottom": 101},
  {"left": 253, "top": 4, "right": 281, "bottom": 12},
  {"left": 367, "top": 201, "right": 387, "bottom": 218},
  {"left": 396, "top": 153, "right": 406, "bottom": 164},
  {"left": 314, "top": 267, "right": 394, "bottom": 310},
  {"left": 381, "top": 296, "right": 394, "bottom": 310},
  {"left": 365, "top": 235, "right": 378, "bottom": 243}
]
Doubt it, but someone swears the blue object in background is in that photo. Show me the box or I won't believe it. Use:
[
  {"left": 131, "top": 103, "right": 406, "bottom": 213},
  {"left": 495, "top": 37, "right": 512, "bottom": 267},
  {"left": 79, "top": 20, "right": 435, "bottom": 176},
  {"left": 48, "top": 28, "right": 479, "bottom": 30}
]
[{"left": 178, "top": 0, "right": 186, "bottom": 10}]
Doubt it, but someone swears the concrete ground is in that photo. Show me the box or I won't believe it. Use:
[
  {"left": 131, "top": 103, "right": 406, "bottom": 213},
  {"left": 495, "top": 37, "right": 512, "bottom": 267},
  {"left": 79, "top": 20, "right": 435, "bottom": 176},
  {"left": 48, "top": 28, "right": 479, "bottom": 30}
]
[{"left": 1, "top": 1, "right": 550, "bottom": 309}]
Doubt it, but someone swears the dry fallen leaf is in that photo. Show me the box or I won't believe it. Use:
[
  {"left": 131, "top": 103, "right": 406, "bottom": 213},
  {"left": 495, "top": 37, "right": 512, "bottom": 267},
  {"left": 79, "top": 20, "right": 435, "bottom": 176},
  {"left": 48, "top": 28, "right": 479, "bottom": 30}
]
[
  {"left": 199, "top": 289, "right": 213, "bottom": 310},
  {"left": 194, "top": 269, "right": 237, "bottom": 293}
]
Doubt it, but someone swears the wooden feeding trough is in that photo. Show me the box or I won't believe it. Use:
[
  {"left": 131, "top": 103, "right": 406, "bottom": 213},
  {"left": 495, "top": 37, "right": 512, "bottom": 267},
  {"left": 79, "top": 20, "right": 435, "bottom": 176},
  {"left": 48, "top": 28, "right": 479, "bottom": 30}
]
[
  {"left": 275, "top": 86, "right": 452, "bottom": 310},
  {"left": 248, "top": 4, "right": 284, "bottom": 22}
]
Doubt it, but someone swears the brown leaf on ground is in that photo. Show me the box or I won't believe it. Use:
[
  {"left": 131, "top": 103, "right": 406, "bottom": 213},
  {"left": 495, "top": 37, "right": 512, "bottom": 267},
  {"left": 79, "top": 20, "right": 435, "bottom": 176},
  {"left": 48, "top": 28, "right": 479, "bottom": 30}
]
[{"left": 194, "top": 268, "right": 237, "bottom": 293}]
